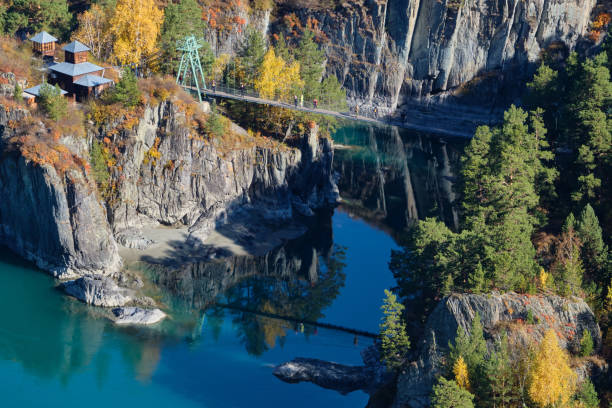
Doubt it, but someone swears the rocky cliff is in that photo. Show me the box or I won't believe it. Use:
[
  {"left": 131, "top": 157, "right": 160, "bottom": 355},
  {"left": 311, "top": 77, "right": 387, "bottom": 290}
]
[
  {"left": 0, "top": 110, "right": 121, "bottom": 278},
  {"left": 101, "top": 101, "right": 339, "bottom": 241},
  {"left": 394, "top": 292, "right": 603, "bottom": 408},
  {"left": 0, "top": 93, "right": 338, "bottom": 284},
  {"left": 206, "top": 0, "right": 596, "bottom": 134}
]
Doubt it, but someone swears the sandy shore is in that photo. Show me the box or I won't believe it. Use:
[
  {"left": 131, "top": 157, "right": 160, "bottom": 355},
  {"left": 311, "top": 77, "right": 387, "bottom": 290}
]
[{"left": 118, "top": 220, "right": 308, "bottom": 266}]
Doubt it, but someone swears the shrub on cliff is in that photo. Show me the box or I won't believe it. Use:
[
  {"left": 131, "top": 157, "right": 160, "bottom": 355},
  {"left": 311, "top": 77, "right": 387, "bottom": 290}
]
[
  {"left": 105, "top": 68, "right": 141, "bottom": 108},
  {"left": 39, "top": 83, "right": 68, "bottom": 121},
  {"left": 430, "top": 377, "right": 474, "bottom": 408}
]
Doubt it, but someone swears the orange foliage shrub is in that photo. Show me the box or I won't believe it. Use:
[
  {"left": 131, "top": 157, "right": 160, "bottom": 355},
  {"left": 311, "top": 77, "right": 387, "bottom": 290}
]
[
  {"left": 589, "top": 12, "right": 611, "bottom": 42},
  {"left": 8, "top": 116, "right": 90, "bottom": 176}
]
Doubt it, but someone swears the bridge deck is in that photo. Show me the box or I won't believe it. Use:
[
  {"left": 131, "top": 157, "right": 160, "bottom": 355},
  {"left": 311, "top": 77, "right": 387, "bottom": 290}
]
[{"left": 186, "top": 86, "right": 471, "bottom": 138}]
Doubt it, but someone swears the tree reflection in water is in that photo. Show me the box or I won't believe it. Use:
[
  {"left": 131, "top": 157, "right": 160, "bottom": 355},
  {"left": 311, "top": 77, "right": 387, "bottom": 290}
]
[{"left": 141, "top": 213, "right": 348, "bottom": 356}]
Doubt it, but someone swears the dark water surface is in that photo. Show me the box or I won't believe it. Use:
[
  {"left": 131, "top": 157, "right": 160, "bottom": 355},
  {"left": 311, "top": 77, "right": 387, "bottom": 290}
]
[{"left": 0, "top": 123, "right": 463, "bottom": 407}]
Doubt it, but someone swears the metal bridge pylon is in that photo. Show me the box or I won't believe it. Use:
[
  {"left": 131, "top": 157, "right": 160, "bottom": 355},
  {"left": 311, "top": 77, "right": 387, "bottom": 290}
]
[{"left": 176, "top": 35, "right": 207, "bottom": 102}]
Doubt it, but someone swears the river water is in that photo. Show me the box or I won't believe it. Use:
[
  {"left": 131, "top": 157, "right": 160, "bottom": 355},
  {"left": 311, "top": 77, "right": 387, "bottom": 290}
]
[{"left": 0, "top": 123, "right": 464, "bottom": 407}]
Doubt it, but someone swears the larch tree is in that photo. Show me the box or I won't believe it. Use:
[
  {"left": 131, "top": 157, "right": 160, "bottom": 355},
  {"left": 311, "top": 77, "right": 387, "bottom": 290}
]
[
  {"left": 453, "top": 356, "right": 470, "bottom": 391},
  {"left": 528, "top": 329, "right": 577, "bottom": 407},
  {"left": 110, "top": 0, "right": 164, "bottom": 67},
  {"left": 254, "top": 48, "right": 303, "bottom": 102},
  {"left": 576, "top": 204, "right": 608, "bottom": 287}
]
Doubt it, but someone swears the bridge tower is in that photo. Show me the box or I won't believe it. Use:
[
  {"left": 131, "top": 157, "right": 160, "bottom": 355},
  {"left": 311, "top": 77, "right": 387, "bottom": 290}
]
[{"left": 176, "top": 36, "right": 207, "bottom": 102}]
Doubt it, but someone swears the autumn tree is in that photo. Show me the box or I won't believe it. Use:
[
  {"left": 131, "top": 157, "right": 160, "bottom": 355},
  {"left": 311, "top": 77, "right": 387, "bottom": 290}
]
[
  {"left": 254, "top": 48, "right": 303, "bottom": 102},
  {"left": 72, "top": 4, "right": 113, "bottom": 61},
  {"left": 379, "top": 289, "right": 410, "bottom": 370},
  {"left": 110, "top": 0, "right": 164, "bottom": 67},
  {"left": 453, "top": 356, "right": 470, "bottom": 391},
  {"left": 529, "top": 329, "right": 577, "bottom": 407}
]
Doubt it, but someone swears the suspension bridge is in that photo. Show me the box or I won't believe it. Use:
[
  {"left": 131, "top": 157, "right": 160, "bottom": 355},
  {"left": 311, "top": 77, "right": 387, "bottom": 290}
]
[{"left": 175, "top": 35, "right": 471, "bottom": 138}]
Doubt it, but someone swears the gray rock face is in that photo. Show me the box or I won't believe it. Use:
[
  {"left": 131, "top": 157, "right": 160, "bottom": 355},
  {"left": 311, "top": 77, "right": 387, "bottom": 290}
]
[
  {"left": 105, "top": 102, "right": 338, "bottom": 240},
  {"left": 112, "top": 307, "right": 166, "bottom": 325},
  {"left": 394, "top": 292, "right": 602, "bottom": 408},
  {"left": 60, "top": 275, "right": 133, "bottom": 307},
  {"left": 206, "top": 0, "right": 595, "bottom": 134},
  {"left": 0, "top": 154, "right": 121, "bottom": 278}
]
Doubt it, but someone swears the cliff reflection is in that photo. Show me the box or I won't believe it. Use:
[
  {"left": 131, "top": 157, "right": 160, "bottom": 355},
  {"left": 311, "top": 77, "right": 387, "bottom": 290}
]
[
  {"left": 333, "top": 124, "right": 465, "bottom": 234},
  {"left": 140, "top": 214, "right": 347, "bottom": 356}
]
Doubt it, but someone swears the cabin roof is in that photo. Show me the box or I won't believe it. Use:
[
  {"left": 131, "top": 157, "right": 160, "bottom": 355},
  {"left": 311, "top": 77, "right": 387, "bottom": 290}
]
[
  {"left": 49, "top": 62, "right": 103, "bottom": 77},
  {"left": 29, "top": 31, "right": 58, "bottom": 44},
  {"left": 62, "top": 40, "right": 90, "bottom": 53},
  {"left": 24, "top": 84, "right": 68, "bottom": 97},
  {"left": 74, "top": 74, "right": 113, "bottom": 87}
]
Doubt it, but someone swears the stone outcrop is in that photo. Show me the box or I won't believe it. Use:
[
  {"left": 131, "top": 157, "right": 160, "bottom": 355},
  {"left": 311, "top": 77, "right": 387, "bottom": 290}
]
[
  {"left": 60, "top": 275, "right": 133, "bottom": 307},
  {"left": 394, "top": 292, "right": 602, "bottom": 408},
  {"left": 104, "top": 102, "right": 339, "bottom": 240},
  {"left": 112, "top": 307, "right": 166, "bottom": 325},
  {"left": 0, "top": 154, "right": 121, "bottom": 278},
  {"left": 274, "top": 346, "right": 393, "bottom": 395}
]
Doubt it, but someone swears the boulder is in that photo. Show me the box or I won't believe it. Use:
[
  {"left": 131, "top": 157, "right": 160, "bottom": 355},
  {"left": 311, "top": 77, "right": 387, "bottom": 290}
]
[
  {"left": 274, "top": 346, "right": 393, "bottom": 395},
  {"left": 60, "top": 275, "right": 132, "bottom": 307},
  {"left": 112, "top": 307, "right": 166, "bottom": 325}
]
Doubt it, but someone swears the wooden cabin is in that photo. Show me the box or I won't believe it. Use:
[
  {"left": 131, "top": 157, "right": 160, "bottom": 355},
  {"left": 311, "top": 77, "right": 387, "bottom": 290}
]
[
  {"left": 47, "top": 41, "right": 114, "bottom": 101},
  {"left": 29, "top": 31, "right": 58, "bottom": 58}
]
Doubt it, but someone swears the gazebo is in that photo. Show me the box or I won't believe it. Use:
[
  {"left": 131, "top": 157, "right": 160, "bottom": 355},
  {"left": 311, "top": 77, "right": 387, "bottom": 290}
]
[{"left": 29, "top": 31, "right": 58, "bottom": 57}]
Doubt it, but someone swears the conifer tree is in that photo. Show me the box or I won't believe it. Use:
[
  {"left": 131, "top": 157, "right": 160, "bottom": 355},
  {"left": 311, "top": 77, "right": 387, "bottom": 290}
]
[
  {"left": 577, "top": 204, "right": 608, "bottom": 286},
  {"left": 240, "top": 29, "right": 267, "bottom": 84},
  {"left": 159, "top": 0, "right": 212, "bottom": 75},
  {"left": 554, "top": 213, "right": 584, "bottom": 296},
  {"left": 431, "top": 377, "right": 475, "bottom": 408},
  {"left": 294, "top": 29, "right": 325, "bottom": 101},
  {"left": 484, "top": 335, "right": 517, "bottom": 408},
  {"left": 579, "top": 329, "right": 594, "bottom": 357},
  {"left": 574, "top": 379, "right": 599, "bottom": 408},
  {"left": 379, "top": 289, "right": 410, "bottom": 370},
  {"left": 38, "top": 83, "right": 67, "bottom": 121}
]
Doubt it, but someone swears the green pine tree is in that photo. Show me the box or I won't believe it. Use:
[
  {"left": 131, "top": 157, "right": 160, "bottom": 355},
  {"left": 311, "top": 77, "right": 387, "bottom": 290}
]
[
  {"left": 105, "top": 68, "right": 141, "bottom": 108},
  {"left": 577, "top": 204, "right": 608, "bottom": 286},
  {"left": 574, "top": 379, "right": 599, "bottom": 408},
  {"left": 294, "top": 29, "right": 325, "bottom": 101},
  {"left": 240, "top": 29, "right": 267, "bottom": 85},
  {"left": 159, "top": 0, "right": 213, "bottom": 75},
  {"left": 379, "top": 289, "right": 410, "bottom": 370},
  {"left": 580, "top": 329, "right": 594, "bottom": 357},
  {"left": 431, "top": 377, "right": 475, "bottom": 408},
  {"left": 38, "top": 83, "right": 67, "bottom": 121}
]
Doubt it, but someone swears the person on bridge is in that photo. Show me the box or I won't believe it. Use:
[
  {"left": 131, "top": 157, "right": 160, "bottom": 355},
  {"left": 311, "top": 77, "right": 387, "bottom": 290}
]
[
  {"left": 211, "top": 80, "right": 216, "bottom": 94},
  {"left": 300, "top": 94, "right": 304, "bottom": 107},
  {"left": 240, "top": 82, "right": 245, "bottom": 96},
  {"left": 294, "top": 95, "right": 298, "bottom": 107},
  {"left": 313, "top": 99, "right": 318, "bottom": 109},
  {"left": 374, "top": 106, "right": 378, "bottom": 118},
  {"left": 355, "top": 105, "right": 359, "bottom": 117}
]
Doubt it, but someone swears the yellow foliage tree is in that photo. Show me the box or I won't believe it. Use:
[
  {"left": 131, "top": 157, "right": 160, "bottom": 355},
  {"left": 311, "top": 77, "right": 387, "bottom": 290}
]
[
  {"left": 109, "top": 0, "right": 164, "bottom": 66},
  {"left": 453, "top": 355, "right": 471, "bottom": 391},
  {"left": 529, "top": 329, "right": 577, "bottom": 407},
  {"left": 254, "top": 48, "right": 303, "bottom": 101},
  {"left": 73, "top": 4, "right": 113, "bottom": 61}
]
